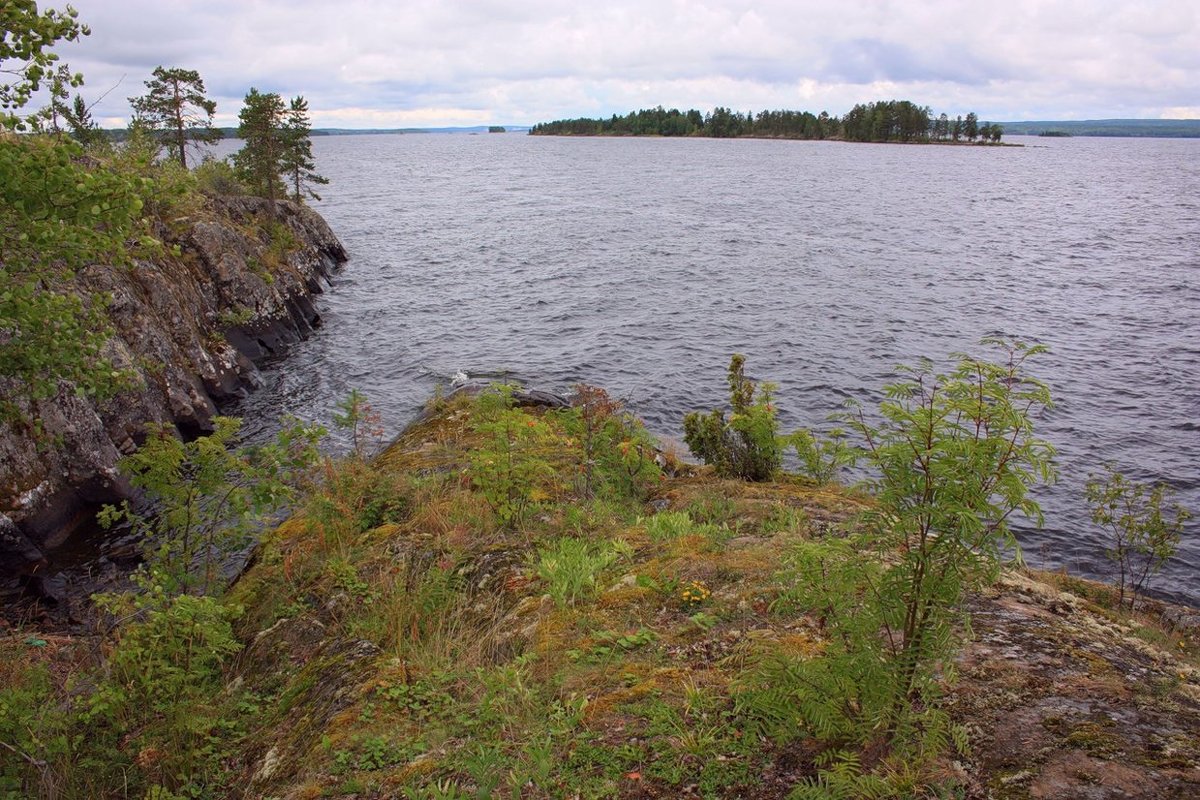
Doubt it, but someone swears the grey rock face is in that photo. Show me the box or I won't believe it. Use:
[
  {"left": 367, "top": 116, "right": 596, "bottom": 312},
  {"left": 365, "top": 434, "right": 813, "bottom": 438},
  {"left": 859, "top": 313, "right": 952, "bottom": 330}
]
[{"left": 0, "top": 196, "right": 348, "bottom": 571}]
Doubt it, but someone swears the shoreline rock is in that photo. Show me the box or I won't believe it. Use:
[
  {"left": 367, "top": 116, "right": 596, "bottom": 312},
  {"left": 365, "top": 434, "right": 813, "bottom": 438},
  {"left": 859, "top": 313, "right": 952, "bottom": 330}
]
[{"left": 0, "top": 195, "right": 348, "bottom": 577}]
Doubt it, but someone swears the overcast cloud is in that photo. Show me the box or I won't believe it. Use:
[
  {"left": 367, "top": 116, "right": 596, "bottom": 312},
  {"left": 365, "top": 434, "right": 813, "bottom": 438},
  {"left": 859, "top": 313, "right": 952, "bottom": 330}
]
[{"left": 44, "top": 0, "right": 1200, "bottom": 128}]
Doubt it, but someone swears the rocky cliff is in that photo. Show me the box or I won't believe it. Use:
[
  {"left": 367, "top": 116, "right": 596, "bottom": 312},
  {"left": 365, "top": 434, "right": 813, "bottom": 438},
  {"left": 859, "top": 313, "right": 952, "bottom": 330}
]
[{"left": 0, "top": 195, "right": 347, "bottom": 575}]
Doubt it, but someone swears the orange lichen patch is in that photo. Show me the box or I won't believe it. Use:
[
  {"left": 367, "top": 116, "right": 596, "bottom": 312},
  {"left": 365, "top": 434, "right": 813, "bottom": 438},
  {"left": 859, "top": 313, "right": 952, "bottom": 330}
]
[
  {"left": 579, "top": 676, "right": 663, "bottom": 723},
  {"left": 379, "top": 755, "right": 440, "bottom": 788},
  {"left": 596, "top": 585, "right": 654, "bottom": 610},
  {"left": 776, "top": 631, "right": 826, "bottom": 659},
  {"left": 290, "top": 782, "right": 326, "bottom": 800}
]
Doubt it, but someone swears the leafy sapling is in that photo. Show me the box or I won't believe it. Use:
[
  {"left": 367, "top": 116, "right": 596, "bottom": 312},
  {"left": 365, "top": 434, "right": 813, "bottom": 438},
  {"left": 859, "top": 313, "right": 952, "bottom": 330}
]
[
  {"left": 99, "top": 415, "right": 324, "bottom": 596},
  {"left": 683, "top": 354, "right": 782, "bottom": 481},
  {"left": 1085, "top": 466, "right": 1190, "bottom": 610},
  {"left": 738, "top": 339, "right": 1056, "bottom": 790}
]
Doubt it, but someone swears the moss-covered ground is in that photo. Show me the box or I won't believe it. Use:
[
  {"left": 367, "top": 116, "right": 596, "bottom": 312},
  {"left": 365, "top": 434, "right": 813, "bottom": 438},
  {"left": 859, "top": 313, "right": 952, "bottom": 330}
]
[{"left": 2, "top": 390, "right": 1199, "bottom": 798}]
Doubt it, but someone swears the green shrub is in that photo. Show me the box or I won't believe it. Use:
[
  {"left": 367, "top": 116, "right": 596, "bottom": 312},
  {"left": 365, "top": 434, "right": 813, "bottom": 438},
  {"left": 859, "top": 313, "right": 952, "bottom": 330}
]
[
  {"left": 1086, "top": 465, "right": 1190, "bottom": 610},
  {"left": 86, "top": 580, "right": 244, "bottom": 796},
  {"left": 193, "top": 156, "right": 245, "bottom": 196},
  {"left": 333, "top": 388, "right": 384, "bottom": 460},
  {"left": 99, "top": 415, "right": 324, "bottom": 595},
  {"left": 682, "top": 354, "right": 781, "bottom": 481},
  {"left": 789, "top": 426, "right": 853, "bottom": 484},
  {"left": 468, "top": 384, "right": 557, "bottom": 529},
  {"left": 737, "top": 340, "right": 1055, "bottom": 789},
  {"left": 560, "top": 384, "right": 662, "bottom": 500}
]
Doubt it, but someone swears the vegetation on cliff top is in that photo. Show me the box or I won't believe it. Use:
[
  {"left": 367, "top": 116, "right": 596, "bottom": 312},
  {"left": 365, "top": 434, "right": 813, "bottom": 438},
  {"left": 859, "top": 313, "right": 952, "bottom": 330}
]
[
  {"left": 2, "top": 344, "right": 1196, "bottom": 799},
  {"left": 0, "top": 3, "right": 327, "bottom": 420}
]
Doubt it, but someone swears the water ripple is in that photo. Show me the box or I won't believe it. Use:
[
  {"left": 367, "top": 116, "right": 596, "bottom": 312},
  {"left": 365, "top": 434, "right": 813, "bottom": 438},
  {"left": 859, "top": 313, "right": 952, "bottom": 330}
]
[{"left": 220, "top": 133, "right": 1200, "bottom": 604}]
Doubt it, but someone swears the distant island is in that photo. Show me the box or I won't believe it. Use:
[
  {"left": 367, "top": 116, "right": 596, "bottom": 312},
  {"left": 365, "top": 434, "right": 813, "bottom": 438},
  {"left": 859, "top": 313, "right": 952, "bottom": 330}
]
[
  {"left": 531, "top": 101, "right": 1005, "bottom": 144},
  {"left": 998, "top": 119, "right": 1200, "bottom": 138}
]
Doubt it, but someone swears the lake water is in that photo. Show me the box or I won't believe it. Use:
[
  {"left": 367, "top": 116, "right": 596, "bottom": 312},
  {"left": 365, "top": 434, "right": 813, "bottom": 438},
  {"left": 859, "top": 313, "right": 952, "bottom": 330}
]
[{"left": 223, "top": 132, "right": 1199, "bottom": 604}]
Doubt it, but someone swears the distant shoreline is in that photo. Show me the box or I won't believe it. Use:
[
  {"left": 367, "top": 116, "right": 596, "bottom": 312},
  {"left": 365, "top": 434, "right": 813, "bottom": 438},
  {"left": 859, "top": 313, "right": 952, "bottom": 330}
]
[{"left": 525, "top": 132, "right": 1025, "bottom": 147}]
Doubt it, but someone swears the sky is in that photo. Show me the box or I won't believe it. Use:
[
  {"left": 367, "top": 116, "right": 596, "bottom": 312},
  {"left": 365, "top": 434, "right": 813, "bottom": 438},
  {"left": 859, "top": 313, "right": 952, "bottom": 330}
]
[{"left": 37, "top": 0, "right": 1200, "bottom": 129}]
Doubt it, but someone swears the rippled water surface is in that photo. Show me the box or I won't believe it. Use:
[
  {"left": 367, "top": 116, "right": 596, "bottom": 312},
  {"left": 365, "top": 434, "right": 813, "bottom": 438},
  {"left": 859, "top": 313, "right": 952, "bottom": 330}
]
[{"left": 227, "top": 133, "right": 1199, "bottom": 603}]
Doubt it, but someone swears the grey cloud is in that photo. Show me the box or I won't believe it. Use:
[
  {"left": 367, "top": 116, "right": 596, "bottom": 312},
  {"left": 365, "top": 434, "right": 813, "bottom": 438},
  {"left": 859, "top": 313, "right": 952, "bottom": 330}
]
[{"left": 34, "top": 0, "right": 1200, "bottom": 126}]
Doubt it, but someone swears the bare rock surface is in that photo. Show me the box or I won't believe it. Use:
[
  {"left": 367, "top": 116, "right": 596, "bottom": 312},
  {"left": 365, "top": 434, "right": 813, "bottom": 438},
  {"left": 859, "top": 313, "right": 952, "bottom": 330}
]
[{"left": 951, "top": 571, "right": 1200, "bottom": 798}]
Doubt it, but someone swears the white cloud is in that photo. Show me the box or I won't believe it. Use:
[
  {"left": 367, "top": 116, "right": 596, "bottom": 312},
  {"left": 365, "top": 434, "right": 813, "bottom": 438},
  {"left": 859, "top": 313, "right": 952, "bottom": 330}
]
[{"left": 31, "top": 0, "right": 1200, "bottom": 127}]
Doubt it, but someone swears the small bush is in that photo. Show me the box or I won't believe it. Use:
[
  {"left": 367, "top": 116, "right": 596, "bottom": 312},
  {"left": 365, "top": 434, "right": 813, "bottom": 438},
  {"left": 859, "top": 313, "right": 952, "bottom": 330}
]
[
  {"left": 468, "top": 384, "right": 558, "bottom": 529},
  {"left": 737, "top": 339, "right": 1054, "bottom": 789},
  {"left": 790, "top": 426, "right": 853, "bottom": 484},
  {"left": 682, "top": 355, "right": 781, "bottom": 481},
  {"left": 644, "top": 511, "right": 694, "bottom": 542},
  {"left": 194, "top": 157, "right": 245, "bottom": 196},
  {"left": 1086, "top": 465, "right": 1190, "bottom": 610},
  {"left": 561, "top": 385, "right": 662, "bottom": 500}
]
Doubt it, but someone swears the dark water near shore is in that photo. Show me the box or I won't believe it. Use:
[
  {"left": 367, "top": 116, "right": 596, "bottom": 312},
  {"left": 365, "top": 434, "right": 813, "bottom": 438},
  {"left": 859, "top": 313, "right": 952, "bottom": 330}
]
[{"left": 222, "top": 133, "right": 1196, "bottom": 605}]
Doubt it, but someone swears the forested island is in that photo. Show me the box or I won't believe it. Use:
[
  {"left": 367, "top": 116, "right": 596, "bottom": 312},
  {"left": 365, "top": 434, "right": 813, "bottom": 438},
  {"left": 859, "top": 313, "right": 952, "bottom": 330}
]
[{"left": 531, "top": 100, "right": 1005, "bottom": 143}]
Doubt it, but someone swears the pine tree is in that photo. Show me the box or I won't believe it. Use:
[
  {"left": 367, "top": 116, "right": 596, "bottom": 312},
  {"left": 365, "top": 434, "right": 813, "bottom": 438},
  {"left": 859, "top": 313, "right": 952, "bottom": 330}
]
[
  {"left": 233, "top": 88, "right": 287, "bottom": 218},
  {"left": 280, "top": 96, "right": 328, "bottom": 203},
  {"left": 129, "top": 66, "right": 220, "bottom": 169},
  {"left": 64, "top": 93, "right": 104, "bottom": 147}
]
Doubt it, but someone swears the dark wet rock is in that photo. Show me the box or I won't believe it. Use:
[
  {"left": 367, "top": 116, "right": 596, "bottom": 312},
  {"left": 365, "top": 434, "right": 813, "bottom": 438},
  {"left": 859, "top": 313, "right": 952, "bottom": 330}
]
[
  {"left": 512, "top": 388, "right": 571, "bottom": 409},
  {"left": 242, "top": 615, "right": 329, "bottom": 677},
  {"left": 0, "top": 196, "right": 347, "bottom": 589},
  {"left": 0, "top": 514, "right": 44, "bottom": 573}
]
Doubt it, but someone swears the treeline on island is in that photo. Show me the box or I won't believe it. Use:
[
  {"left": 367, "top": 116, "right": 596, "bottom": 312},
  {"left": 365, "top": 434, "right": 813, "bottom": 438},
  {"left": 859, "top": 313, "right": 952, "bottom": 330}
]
[{"left": 531, "top": 99, "right": 1004, "bottom": 143}]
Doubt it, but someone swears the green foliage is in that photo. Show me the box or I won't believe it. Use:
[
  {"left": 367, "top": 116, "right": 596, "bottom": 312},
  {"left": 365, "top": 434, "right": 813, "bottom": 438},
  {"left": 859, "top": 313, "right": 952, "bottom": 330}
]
[
  {"left": 560, "top": 384, "right": 662, "bottom": 500},
  {"left": 683, "top": 354, "right": 781, "bottom": 481},
  {"left": 790, "top": 426, "right": 853, "bottom": 484},
  {"left": 280, "top": 95, "right": 328, "bottom": 203},
  {"left": 0, "top": 1, "right": 89, "bottom": 131},
  {"left": 193, "top": 156, "right": 245, "bottom": 196},
  {"left": 99, "top": 415, "right": 324, "bottom": 595},
  {"left": 534, "top": 536, "right": 619, "bottom": 607},
  {"left": 128, "top": 66, "right": 220, "bottom": 169},
  {"left": 644, "top": 510, "right": 694, "bottom": 541},
  {"left": 233, "top": 87, "right": 288, "bottom": 215},
  {"left": 304, "top": 454, "right": 410, "bottom": 553},
  {"left": 334, "top": 388, "right": 384, "bottom": 460},
  {"left": 234, "top": 90, "right": 328, "bottom": 214},
  {"left": 530, "top": 100, "right": 990, "bottom": 143},
  {"left": 0, "top": 663, "right": 69, "bottom": 799},
  {"left": 86, "top": 583, "right": 243, "bottom": 794},
  {"left": 64, "top": 92, "right": 103, "bottom": 146},
  {"left": 568, "top": 627, "right": 657, "bottom": 663},
  {"left": 1085, "top": 465, "right": 1190, "bottom": 610},
  {"left": 0, "top": 133, "right": 160, "bottom": 416},
  {"left": 467, "top": 384, "right": 557, "bottom": 529},
  {"left": 738, "top": 340, "right": 1053, "bottom": 785}
]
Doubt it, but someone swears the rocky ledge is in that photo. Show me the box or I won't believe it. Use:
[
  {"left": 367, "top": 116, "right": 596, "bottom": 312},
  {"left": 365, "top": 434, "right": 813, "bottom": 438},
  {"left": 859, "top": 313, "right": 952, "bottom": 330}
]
[{"left": 0, "top": 195, "right": 348, "bottom": 575}]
